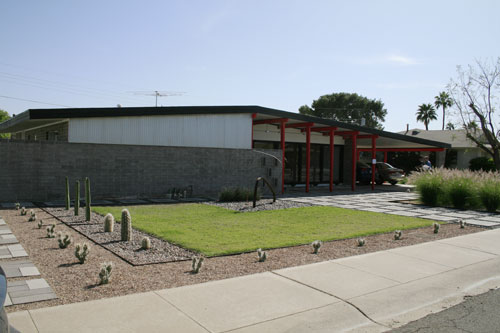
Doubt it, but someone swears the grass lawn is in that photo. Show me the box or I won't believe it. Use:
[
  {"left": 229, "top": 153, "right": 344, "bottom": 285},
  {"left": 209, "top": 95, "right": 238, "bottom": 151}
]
[{"left": 93, "top": 204, "right": 436, "bottom": 256}]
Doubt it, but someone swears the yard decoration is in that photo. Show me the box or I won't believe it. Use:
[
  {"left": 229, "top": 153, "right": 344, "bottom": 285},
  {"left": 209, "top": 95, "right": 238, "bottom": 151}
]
[
  {"left": 141, "top": 237, "right": 151, "bottom": 250},
  {"left": 85, "top": 177, "right": 91, "bottom": 221},
  {"left": 121, "top": 209, "right": 132, "bottom": 241},
  {"left": 433, "top": 222, "right": 440, "bottom": 234},
  {"left": 311, "top": 240, "right": 322, "bottom": 254},
  {"left": 257, "top": 248, "right": 267, "bottom": 262},
  {"left": 104, "top": 213, "right": 114, "bottom": 232},
  {"left": 74, "top": 180, "right": 80, "bottom": 216},
  {"left": 65, "top": 176, "right": 70, "bottom": 210},
  {"left": 191, "top": 256, "right": 204, "bottom": 274},
  {"left": 75, "top": 243, "right": 90, "bottom": 264},
  {"left": 99, "top": 262, "right": 113, "bottom": 284}
]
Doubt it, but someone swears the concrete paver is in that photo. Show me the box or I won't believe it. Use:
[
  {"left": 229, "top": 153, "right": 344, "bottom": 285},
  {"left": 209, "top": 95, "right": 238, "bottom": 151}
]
[
  {"left": 8, "top": 311, "right": 38, "bottom": 333},
  {"left": 157, "top": 272, "right": 337, "bottom": 333}
]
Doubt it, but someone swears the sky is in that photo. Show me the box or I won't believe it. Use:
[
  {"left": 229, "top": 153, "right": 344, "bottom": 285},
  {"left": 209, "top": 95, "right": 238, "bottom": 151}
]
[{"left": 1, "top": 0, "right": 499, "bottom": 132}]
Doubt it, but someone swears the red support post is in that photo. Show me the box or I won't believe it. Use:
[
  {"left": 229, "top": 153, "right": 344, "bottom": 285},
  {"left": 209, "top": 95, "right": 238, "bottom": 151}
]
[
  {"left": 329, "top": 129, "right": 335, "bottom": 192},
  {"left": 371, "top": 136, "right": 377, "bottom": 190},
  {"left": 384, "top": 151, "right": 388, "bottom": 163},
  {"left": 351, "top": 134, "right": 357, "bottom": 191},
  {"left": 306, "top": 125, "right": 311, "bottom": 193}
]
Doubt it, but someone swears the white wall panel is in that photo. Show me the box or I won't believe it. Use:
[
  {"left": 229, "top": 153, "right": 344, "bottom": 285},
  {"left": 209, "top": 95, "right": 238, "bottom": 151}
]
[{"left": 68, "top": 114, "right": 252, "bottom": 149}]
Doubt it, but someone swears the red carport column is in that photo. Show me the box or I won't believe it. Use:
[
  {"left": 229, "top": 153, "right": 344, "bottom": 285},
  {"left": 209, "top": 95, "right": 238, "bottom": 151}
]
[
  {"left": 305, "top": 125, "right": 311, "bottom": 192},
  {"left": 371, "top": 135, "right": 378, "bottom": 190},
  {"left": 384, "top": 151, "right": 388, "bottom": 163},
  {"left": 329, "top": 129, "right": 335, "bottom": 192},
  {"left": 351, "top": 134, "right": 357, "bottom": 191}
]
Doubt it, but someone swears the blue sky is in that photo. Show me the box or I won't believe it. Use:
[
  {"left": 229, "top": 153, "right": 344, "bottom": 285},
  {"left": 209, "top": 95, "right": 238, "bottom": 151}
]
[{"left": 1, "top": 0, "right": 499, "bottom": 131}]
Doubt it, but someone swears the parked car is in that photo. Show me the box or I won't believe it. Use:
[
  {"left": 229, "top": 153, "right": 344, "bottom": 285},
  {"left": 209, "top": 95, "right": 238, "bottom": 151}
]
[
  {"left": 356, "top": 161, "right": 378, "bottom": 185},
  {"left": 376, "top": 162, "right": 405, "bottom": 185}
]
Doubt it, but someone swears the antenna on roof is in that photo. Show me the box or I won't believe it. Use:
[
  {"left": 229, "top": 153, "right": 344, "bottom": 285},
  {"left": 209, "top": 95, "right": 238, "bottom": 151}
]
[{"left": 129, "top": 91, "right": 186, "bottom": 107}]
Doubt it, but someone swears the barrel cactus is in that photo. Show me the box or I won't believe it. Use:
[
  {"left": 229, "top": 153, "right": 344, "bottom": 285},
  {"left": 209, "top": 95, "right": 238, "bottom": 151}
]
[
  {"left": 121, "top": 209, "right": 132, "bottom": 241},
  {"left": 141, "top": 237, "right": 151, "bottom": 250},
  {"left": 104, "top": 213, "right": 114, "bottom": 232}
]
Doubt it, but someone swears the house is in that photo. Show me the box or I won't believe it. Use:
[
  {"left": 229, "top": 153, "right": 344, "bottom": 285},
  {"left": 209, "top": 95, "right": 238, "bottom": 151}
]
[
  {"left": 399, "top": 129, "right": 489, "bottom": 169},
  {"left": 0, "top": 106, "right": 450, "bottom": 201}
]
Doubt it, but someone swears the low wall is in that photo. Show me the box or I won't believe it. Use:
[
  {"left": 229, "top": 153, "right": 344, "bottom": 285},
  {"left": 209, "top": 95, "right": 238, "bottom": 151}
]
[{"left": 0, "top": 140, "right": 281, "bottom": 202}]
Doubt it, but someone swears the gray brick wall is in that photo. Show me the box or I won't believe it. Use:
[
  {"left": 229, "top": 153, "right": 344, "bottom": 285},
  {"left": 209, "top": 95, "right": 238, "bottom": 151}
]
[{"left": 0, "top": 140, "right": 281, "bottom": 202}]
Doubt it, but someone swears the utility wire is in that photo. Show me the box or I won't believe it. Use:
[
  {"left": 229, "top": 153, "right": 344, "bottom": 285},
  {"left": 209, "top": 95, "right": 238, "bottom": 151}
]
[{"left": 0, "top": 94, "right": 72, "bottom": 107}]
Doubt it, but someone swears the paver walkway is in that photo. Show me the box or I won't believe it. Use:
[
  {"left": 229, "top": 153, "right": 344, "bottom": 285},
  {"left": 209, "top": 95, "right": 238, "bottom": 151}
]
[
  {"left": 282, "top": 191, "right": 500, "bottom": 228},
  {"left": 8, "top": 228, "right": 500, "bottom": 332}
]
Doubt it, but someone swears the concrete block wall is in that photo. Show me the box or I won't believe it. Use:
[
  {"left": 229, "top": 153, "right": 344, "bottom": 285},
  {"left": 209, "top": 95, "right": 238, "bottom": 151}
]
[{"left": 0, "top": 140, "right": 281, "bottom": 202}]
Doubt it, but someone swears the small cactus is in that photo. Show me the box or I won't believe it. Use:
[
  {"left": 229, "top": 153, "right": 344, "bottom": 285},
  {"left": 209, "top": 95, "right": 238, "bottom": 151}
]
[
  {"left": 104, "top": 213, "right": 114, "bottom": 232},
  {"left": 459, "top": 219, "right": 465, "bottom": 229},
  {"left": 99, "top": 262, "right": 113, "bottom": 285},
  {"left": 191, "top": 256, "right": 204, "bottom": 274},
  {"left": 257, "top": 248, "right": 267, "bottom": 262},
  {"left": 394, "top": 230, "right": 402, "bottom": 240},
  {"left": 37, "top": 220, "right": 43, "bottom": 229},
  {"left": 121, "top": 209, "right": 132, "bottom": 241},
  {"left": 311, "top": 240, "right": 322, "bottom": 254},
  {"left": 46, "top": 224, "right": 56, "bottom": 238},
  {"left": 357, "top": 238, "right": 366, "bottom": 247},
  {"left": 28, "top": 210, "right": 37, "bottom": 222},
  {"left": 433, "top": 222, "right": 440, "bottom": 234},
  {"left": 141, "top": 237, "right": 151, "bottom": 250},
  {"left": 75, "top": 242, "right": 90, "bottom": 264},
  {"left": 57, "top": 231, "right": 72, "bottom": 249},
  {"left": 20, "top": 207, "right": 27, "bottom": 216},
  {"left": 15, "top": 202, "right": 20, "bottom": 210}
]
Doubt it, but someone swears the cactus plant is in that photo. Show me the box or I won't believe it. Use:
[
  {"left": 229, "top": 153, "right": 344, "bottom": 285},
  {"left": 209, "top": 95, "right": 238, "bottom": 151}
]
[
  {"left": 65, "top": 176, "right": 70, "bottom": 210},
  {"left": 141, "top": 237, "right": 151, "bottom": 250},
  {"left": 104, "top": 213, "right": 114, "bottom": 232},
  {"left": 191, "top": 257, "right": 204, "bottom": 274},
  {"left": 57, "top": 231, "right": 73, "bottom": 249},
  {"left": 15, "top": 202, "right": 20, "bottom": 210},
  {"left": 28, "top": 210, "right": 37, "bottom": 222},
  {"left": 85, "top": 177, "right": 91, "bottom": 221},
  {"left": 99, "top": 262, "right": 113, "bottom": 284},
  {"left": 74, "top": 242, "right": 90, "bottom": 264},
  {"left": 433, "top": 222, "right": 440, "bottom": 234},
  {"left": 394, "top": 230, "right": 402, "bottom": 240},
  {"left": 257, "top": 248, "right": 267, "bottom": 262},
  {"left": 46, "top": 224, "right": 56, "bottom": 238},
  {"left": 357, "top": 238, "right": 366, "bottom": 247},
  {"left": 20, "top": 207, "right": 27, "bottom": 216},
  {"left": 74, "top": 180, "right": 80, "bottom": 216},
  {"left": 121, "top": 209, "right": 132, "bottom": 241},
  {"left": 459, "top": 219, "right": 465, "bottom": 229},
  {"left": 311, "top": 240, "right": 322, "bottom": 254},
  {"left": 37, "top": 220, "right": 43, "bottom": 229}
]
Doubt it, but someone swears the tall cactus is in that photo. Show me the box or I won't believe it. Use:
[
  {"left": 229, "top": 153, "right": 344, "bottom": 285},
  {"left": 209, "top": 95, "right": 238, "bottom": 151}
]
[
  {"left": 85, "top": 177, "right": 91, "bottom": 221},
  {"left": 121, "top": 209, "right": 132, "bottom": 241},
  {"left": 65, "top": 176, "right": 70, "bottom": 210},
  {"left": 74, "top": 180, "right": 80, "bottom": 216}
]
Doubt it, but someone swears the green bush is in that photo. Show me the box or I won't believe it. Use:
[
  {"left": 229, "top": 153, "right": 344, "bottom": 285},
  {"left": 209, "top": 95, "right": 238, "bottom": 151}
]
[
  {"left": 445, "top": 178, "right": 475, "bottom": 210},
  {"left": 469, "top": 157, "right": 497, "bottom": 172},
  {"left": 415, "top": 174, "right": 443, "bottom": 206},
  {"left": 218, "top": 187, "right": 260, "bottom": 202},
  {"left": 478, "top": 182, "right": 500, "bottom": 212}
]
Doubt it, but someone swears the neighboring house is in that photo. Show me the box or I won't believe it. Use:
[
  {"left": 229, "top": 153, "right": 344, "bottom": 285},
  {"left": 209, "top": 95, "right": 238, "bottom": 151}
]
[
  {"left": 399, "top": 129, "right": 489, "bottom": 169},
  {"left": 0, "top": 106, "right": 450, "bottom": 201}
]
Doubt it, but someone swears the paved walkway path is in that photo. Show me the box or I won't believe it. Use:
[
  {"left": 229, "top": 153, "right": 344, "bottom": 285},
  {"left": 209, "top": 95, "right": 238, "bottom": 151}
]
[
  {"left": 8, "top": 228, "right": 500, "bottom": 333},
  {"left": 282, "top": 191, "right": 500, "bottom": 228}
]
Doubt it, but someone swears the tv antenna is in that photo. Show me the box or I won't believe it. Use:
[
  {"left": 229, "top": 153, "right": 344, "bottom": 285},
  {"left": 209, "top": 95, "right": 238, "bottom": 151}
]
[{"left": 129, "top": 90, "right": 186, "bottom": 107}]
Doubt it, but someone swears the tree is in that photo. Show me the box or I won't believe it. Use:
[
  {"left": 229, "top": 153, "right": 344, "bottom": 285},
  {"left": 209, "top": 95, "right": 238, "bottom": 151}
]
[
  {"left": 434, "top": 91, "right": 453, "bottom": 130},
  {"left": 416, "top": 103, "right": 437, "bottom": 130},
  {"left": 448, "top": 58, "right": 500, "bottom": 169},
  {"left": 0, "top": 109, "right": 10, "bottom": 139},
  {"left": 298, "top": 92, "right": 387, "bottom": 129},
  {"left": 445, "top": 122, "right": 455, "bottom": 130}
]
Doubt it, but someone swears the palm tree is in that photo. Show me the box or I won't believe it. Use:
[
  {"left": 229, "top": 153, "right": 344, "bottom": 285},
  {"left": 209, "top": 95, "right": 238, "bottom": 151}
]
[
  {"left": 434, "top": 92, "right": 453, "bottom": 130},
  {"left": 416, "top": 103, "right": 437, "bottom": 130}
]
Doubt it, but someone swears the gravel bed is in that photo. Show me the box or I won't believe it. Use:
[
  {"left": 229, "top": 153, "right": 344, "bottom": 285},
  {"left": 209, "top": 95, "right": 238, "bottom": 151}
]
[
  {"left": 45, "top": 207, "right": 195, "bottom": 265},
  {"left": 1, "top": 207, "right": 484, "bottom": 313},
  {"left": 205, "top": 199, "right": 312, "bottom": 211}
]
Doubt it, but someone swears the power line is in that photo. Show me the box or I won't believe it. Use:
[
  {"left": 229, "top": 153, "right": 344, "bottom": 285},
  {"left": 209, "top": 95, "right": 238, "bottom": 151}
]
[{"left": 0, "top": 94, "right": 72, "bottom": 107}]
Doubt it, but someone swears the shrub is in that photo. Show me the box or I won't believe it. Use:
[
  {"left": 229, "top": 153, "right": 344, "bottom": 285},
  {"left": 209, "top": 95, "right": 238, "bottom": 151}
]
[
  {"left": 394, "top": 230, "right": 402, "bottom": 240},
  {"left": 433, "top": 223, "right": 440, "bottom": 234},
  {"left": 445, "top": 177, "right": 475, "bottom": 210},
  {"left": 99, "top": 262, "right": 113, "bottom": 284},
  {"left": 46, "top": 224, "right": 56, "bottom": 238},
  {"left": 257, "top": 248, "right": 267, "bottom": 262},
  {"left": 311, "top": 240, "right": 322, "bottom": 254},
  {"left": 218, "top": 187, "right": 259, "bottom": 202},
  {"left": 104, "top": 213, "right": 114, "bottom": 232},
  {"left": 141, "top": 237, "right": 151, "bottom": 250},
  {"left": 469, "top": 157, "right": 497, "bottom": 172},
  {"left": 75, "top": 243, "right": 90, "bottom": 264},
  {"left": 415, "top": 173, "right": 443, "bottom": 206},
  {"left": 478, "top": 181, "right": 500, "bottom": 212},
  {"left": 357, "top": 238, "right": 366, "bottom": 247},
  {"left": 121, "top": 209, "right": 132, "bottom": 241},
  {"left": 57, "top": 232, "right": 73, "bottom": 248},
  {"left": 191, "top": 257, "right": 204, "bottom": 274}
]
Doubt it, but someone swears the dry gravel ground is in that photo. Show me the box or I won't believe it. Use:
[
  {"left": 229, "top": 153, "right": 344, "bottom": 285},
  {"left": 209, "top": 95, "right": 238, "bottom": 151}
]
[{"left": 1, "top": 205, "right": 484, "bottom": 313}]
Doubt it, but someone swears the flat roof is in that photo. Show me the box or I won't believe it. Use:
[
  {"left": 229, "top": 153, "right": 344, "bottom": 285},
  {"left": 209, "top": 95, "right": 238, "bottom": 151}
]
[{"left": 0, "top": 105, "right": 451, "bottom": 149}]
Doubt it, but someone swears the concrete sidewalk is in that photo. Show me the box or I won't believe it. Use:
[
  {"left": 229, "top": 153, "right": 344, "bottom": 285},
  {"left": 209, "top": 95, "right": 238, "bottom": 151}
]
[{"left": 9, "top": 229, "right": 500, "bottom": 333}]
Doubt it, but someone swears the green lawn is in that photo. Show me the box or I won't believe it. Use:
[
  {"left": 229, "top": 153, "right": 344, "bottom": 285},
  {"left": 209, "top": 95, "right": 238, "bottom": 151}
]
[{"left": 93, "top": 204, "right": 436, "bottom": 256}]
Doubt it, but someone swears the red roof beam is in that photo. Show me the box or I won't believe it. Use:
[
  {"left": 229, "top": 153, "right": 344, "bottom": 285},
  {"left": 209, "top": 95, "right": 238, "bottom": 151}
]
[
  {"left": 310, "top": 126, "right": 338, "bottom": 132},
  {"left": 286, "top": 122, "right": 314, "bottom": 128},
  {"left": 357, "top": 148, "right": 445, "bottom": 152},
  {"left": 336, "top": 131, "right": 359, "bottom": 136},
  {"left": 357, "top": 134, "right": 379, "bottom": 139},
  {"left": 253, "top": 118, "right": 288, "bottom": 125}
]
